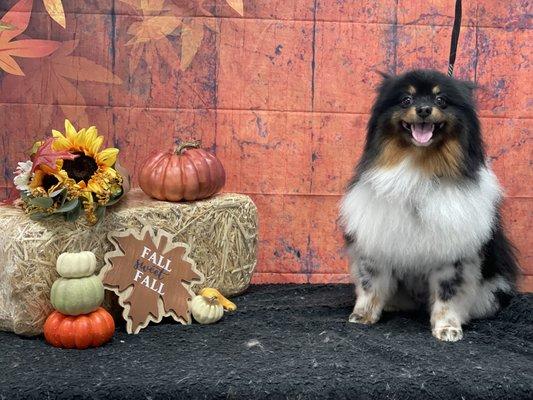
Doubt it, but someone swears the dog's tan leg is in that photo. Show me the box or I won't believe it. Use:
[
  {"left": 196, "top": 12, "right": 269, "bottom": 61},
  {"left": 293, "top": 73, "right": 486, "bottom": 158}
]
[{"left": 349, "top": 256, "right": 395, "bottom": 325}]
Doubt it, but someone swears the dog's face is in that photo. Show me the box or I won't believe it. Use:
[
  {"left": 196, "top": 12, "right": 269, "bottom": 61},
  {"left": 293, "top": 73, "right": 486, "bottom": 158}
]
[
  {"left": 360, "top": 70, "right": 483, "bottom": 179},
  {"left": 373, "top": 70, "right": 476, "bottom": 148}
]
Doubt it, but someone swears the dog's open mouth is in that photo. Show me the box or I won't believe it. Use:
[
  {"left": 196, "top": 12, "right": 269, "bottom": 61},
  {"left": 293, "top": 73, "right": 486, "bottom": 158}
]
[{"left": 401, "top": 122, "right": 445, "bottom": 146}]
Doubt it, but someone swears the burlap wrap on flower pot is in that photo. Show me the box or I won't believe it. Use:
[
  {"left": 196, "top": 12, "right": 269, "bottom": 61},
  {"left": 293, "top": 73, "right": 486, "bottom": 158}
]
[{"left": 0, "top": 190, "right": 258, "bottom": 336}]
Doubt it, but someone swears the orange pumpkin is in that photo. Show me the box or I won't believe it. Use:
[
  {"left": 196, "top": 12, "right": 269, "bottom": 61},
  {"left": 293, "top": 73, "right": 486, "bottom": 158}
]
[
  {"left": 138, "top": 141, "right": 226, "bottom": 201},
  {"left": 43, "top": 307, "right": 115, "bottom": 349}
]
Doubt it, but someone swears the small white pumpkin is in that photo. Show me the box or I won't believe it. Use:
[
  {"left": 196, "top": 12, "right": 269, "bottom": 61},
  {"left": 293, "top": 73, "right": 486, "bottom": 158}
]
[
  {"left": 191, "top": 295, "right": 224, "bottom": 324},
  {"left": 56, "top": 251, "right": 97, "bottom": 278}
]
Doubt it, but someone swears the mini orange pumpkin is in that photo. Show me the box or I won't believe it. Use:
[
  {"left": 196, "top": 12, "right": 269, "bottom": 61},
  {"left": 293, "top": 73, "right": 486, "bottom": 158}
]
[
  {"left": 138, "top": 141, "right": 226, "bottom": 202},
  {"left": 43, "top": 307, "right": 115, "bottom": 349}
]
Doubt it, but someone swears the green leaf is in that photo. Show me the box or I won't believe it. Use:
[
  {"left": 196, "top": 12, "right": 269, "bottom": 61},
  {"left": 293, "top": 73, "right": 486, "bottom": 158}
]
[
  {"left": 29, "top": 196, "right": 53, "bottom": 209},
  {"left": 64, "top": 206, "right": 82, "bottom": 222},
  {"left": 29, "top": 212, "right": 51, "bottom": 221},
  {"left": 105, "top": 191, "right": 124, "bottom": 207},
  {"left": 55, "top": 198, "right": 79, "bottom": 213},
  {"left": 49, "top": 188, "right": 66, "bottom": 198},
  {"left": 95, "top": 206, "right": 106, "bottom": 222}
]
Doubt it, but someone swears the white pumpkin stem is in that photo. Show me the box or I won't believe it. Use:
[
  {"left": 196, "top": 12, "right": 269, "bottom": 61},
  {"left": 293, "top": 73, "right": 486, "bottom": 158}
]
[{"left": 175, "top": 141, "right": 201, "bottom": 154}]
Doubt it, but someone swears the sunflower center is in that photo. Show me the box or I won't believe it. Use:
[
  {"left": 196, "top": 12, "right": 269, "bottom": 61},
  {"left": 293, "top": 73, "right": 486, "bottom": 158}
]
[{"left": 62, "top": 152, "right": 98, "bottom": 182}]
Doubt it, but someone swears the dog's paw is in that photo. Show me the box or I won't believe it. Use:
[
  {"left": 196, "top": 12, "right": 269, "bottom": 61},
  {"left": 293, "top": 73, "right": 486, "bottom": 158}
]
[
  {"left": 348, "top": 311, "right": 379, "bottom": 325},
  {"left": 432, "top": 325, "right": 463, "bottom": 342}
]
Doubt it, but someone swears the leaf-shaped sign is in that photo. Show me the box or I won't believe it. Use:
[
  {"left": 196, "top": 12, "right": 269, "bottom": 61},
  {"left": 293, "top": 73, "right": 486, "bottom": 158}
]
[
  {"left": 180, "top": 18, "right": 204, "bottom": 70},
  {"left": 31, "top": 137, "right": 78, "bottom": 172},
  {"left": 101, "top": 226, "right": 204, "bottom": 334}
]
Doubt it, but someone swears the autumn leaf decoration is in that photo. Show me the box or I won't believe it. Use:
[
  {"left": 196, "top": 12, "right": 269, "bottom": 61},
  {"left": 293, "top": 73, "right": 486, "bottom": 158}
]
[
  {"left": 121, "top": 0, "right": 244, "bottom": 72},
  {"left": 0, "top": 0, "right": 60, "bottom": 76},
  {"left": 30, "top": 137, "right": 78, "bottom": 172},
  {"left": 43, "top": 0, "right": 66, "bottom": 28},
  {"left": 226, "top": 0, "right": 244, "bottom": 16},
  {"left": 101, "top": 226, "right": 204, "bottom": 334},
  {"left": 1, "top": 39, "right": 123, "bottom": 126}
]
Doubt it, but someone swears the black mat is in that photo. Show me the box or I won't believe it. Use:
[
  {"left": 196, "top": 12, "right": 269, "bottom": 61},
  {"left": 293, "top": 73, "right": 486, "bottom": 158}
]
[{"left": 0, "top": 285, "right": 532, "bottom": 400}]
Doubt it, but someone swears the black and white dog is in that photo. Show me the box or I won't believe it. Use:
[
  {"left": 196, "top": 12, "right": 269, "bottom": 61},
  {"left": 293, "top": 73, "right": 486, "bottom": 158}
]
[{"left": 340, "top": 70, "right": 519, "bottom": 341}]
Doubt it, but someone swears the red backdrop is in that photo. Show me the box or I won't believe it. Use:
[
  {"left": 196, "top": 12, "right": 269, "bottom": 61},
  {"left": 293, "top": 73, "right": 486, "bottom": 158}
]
[{"left": 0, "top": 0, "right": 531, "bottom": 290}]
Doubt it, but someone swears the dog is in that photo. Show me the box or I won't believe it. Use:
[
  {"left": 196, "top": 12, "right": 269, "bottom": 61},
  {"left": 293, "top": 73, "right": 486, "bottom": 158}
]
[{"left": 340, "top": 69, "right": 519, "bottom": 341}]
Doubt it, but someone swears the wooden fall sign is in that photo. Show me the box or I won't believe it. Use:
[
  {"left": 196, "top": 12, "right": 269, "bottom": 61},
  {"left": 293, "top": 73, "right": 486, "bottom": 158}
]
[{"left": 100, "top": 225, "right": 204, "bottom": 334}]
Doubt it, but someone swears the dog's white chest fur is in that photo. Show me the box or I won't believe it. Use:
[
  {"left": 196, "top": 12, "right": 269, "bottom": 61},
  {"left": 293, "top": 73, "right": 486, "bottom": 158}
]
[{"left": 340, "top": 159, "right": 501, "bottom": 269}]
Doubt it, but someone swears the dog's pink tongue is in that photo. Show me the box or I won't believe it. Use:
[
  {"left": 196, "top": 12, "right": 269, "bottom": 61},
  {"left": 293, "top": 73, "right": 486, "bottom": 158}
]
[{"left": 411, "top": 123, "right": 434, "bottom": 144}]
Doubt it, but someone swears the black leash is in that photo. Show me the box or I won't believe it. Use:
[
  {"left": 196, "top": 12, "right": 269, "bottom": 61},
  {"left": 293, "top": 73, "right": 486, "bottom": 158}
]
[{"left": 448, "top": 0, "right": 462, "bottom": 76}]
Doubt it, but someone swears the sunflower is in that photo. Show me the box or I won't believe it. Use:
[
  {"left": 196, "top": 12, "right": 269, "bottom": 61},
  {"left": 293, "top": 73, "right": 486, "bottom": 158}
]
[
  {"left": 28, "top": 164, "right": 81, "bottom": 198},
  {"left": 52, "top": 119, "right": 121, "bottom": 196},
  {"left": 29, "top": 164, "right": 68, "bottom": 193}
]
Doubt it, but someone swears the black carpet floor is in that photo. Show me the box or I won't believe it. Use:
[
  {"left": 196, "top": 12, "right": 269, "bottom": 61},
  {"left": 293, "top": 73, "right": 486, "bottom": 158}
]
[{"left": 0, "top": 285, "right": 532, "bottom": 400}]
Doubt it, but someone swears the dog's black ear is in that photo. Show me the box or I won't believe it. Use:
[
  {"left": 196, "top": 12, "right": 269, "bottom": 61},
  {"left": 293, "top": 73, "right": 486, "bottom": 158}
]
[{"left": 376, "top": 70, "right": 393, "bottom": 81}]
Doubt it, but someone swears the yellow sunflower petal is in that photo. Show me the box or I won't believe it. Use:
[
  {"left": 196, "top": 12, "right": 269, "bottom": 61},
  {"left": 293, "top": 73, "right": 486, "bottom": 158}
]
[
  {"left": 52, "top": 130, "right": 70, "bottom": 151},
  {"left": 80, "top": 191, "right": 93, "bottom": 203},
  {"left": 83, "top": 126, "right": 100, "bottom": 155},
  {"left": 105, "top": 167, "right": 118, "bottom": 179},
  {"left": 96, "top": 148, "right": 119, "bottom": 167},
  {"left": 85, "top": 126, "right": 98, "bottom": 143},
  {"left": 56, "top": 169, "right": 69, "bottom": 181},
  {"left": 87, "top": 179, "right": 105, "bottom": 194},
  {"left": 29, "top": 170, "right": 45, "bottom": 189},
  {"left": 74, "top": 128, "right": 86, "bottom": 152},
  {"left": 64, "top": 119, "right": 77, "bottom": 141},
  {"left": 90, "top": 134, "right": 104, "bottom": 156}
]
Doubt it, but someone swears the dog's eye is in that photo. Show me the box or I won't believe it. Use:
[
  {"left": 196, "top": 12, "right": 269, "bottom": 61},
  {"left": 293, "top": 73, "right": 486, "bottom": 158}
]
[
  {"left": 401, "top": 96, "right": 413, "bottom": 107},
  {"left": 435, "top": 96, "right": 446, "bottom": 107}
]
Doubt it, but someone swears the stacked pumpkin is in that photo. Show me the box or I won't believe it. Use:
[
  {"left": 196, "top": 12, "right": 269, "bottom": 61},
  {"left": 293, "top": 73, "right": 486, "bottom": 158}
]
[{"left": 44, "top": 251, "right": 115, "bottom": 349}]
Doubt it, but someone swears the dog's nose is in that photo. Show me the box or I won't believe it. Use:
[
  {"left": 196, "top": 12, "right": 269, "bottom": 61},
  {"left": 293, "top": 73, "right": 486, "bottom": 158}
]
[{"left": 416, "top": 106, "right": 432, "bottom": 118}]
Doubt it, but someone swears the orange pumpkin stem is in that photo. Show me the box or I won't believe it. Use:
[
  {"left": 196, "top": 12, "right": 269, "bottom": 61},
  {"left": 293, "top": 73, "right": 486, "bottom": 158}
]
[{"left": 175, "top": 140, "right": 201, "bottom": 154}]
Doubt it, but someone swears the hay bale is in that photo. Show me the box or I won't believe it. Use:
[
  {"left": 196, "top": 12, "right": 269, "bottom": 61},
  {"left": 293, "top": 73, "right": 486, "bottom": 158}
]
[{"left": 0, "top": 190, "right": 258, "bottom": 336}]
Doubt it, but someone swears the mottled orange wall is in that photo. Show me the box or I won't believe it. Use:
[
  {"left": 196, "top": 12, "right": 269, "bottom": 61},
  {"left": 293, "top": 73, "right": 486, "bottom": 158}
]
[{"left": 0, "top": 1, "right": 531, "bottom": 290}]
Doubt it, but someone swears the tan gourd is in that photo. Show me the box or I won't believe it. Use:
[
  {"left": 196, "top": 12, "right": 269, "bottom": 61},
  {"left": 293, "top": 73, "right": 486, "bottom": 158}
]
[
  {"left": 190, "top": 295, "right": 224, "bottom": 324},
  {"left": 199, "top": 288, "right": 237, "bottom": 311}
]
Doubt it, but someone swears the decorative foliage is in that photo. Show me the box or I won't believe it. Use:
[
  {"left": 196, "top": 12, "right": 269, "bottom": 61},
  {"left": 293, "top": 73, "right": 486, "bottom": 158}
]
[
  {"left": 3, "top": 39, "right": 122, "bottom": 125},
  {"left": 30, "top": 137, "right": 78, "bottom": 173},
  {"left": 101, "top": 226, "right": 204, "bottom": 333},
  {"left": 120, "top": 0, "right": 245, "bottom": 72},
  {"left": 121, "top": 0, "right": 182, "bottom": 73},
  {"left": 180, "top": 18, "right": 205, "bottom": 70},
  {"left": 43, "top": 0, "right": 66, "bottom": 28},
  {"left": 0, "top": 0, "right": 60, "bottom": 75},
  {"left": 14, "top": 119, "right": 127, "bottom": 224},
  {"left": 226, "top": 0, "right": 244, "bottom": 16}
]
